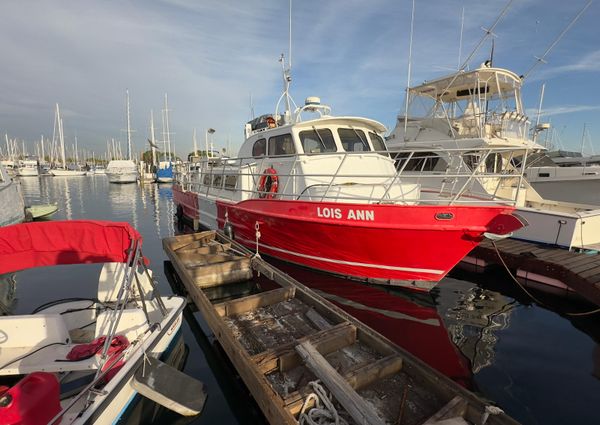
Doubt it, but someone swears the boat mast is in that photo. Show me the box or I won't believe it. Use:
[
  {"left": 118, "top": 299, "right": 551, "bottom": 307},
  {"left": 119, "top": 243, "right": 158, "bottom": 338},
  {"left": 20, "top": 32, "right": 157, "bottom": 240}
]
[
  {"left": 57, "top": 104, "right": 66, "bottom": 169},
  {"left": 163, "top": 93, "right": 172, "bottom": 162},
  {"left": 403, "top": 0, "right": 416, "bottom": 140},
  {"left": 126, "top": 89, "right": 133, "bottom": 161},
  {"left": 150, "top": 110, "right": 157, "bottom": 166}
]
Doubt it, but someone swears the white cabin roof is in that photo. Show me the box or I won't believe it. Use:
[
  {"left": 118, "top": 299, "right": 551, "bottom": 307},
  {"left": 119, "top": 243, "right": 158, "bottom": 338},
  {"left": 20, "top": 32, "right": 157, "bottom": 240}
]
[
  {"left": 291, "top": 116, "right": 387, "bottom": 133},
  {"left": 409, "top": 67, "right": 522, "bottom": 103}
]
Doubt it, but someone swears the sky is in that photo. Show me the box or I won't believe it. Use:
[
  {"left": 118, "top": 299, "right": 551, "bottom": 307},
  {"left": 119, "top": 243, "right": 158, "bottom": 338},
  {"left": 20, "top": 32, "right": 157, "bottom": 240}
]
[{"left": 0, "top": 0, "right": 599, "bottom": 157}]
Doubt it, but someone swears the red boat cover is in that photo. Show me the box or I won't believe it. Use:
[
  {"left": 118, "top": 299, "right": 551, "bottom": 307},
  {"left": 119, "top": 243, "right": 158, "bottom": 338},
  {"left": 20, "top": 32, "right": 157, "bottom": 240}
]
[{"left": 0, "top": 220, "right": 142, "bottom": 274}]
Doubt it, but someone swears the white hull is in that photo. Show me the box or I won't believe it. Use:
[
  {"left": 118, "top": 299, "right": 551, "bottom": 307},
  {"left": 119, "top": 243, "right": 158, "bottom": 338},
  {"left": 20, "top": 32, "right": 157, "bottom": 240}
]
[
  {"left": 17, "top": 168, "right": 39, "bottom": 177},
  {"left": 50, "top": 169, "right": 87, "bottom": 176},
  {"left": 106, "top": 172, "right": 138, "bottom": 183},
  {"left": 61, "top": 297, "right": 185, "bottom": 424},
  {"left": 106, "top": 160, "right": 138, "bottom": 184},
  {"left": 528, "top": 178, "right": 600, "bottom": 206}
]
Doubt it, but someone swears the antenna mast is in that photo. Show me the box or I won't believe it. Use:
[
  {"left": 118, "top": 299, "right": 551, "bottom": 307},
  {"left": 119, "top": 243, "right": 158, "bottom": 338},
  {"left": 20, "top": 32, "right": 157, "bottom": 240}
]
[
  {"left": 403, "top": 0, "right": 416, "bottom": 140},
  {"left": 458, "top": 7, "right": 465, "bottom": 70},
  {"left": 523, "top": 0, "right": 593, "bottom": 81}
]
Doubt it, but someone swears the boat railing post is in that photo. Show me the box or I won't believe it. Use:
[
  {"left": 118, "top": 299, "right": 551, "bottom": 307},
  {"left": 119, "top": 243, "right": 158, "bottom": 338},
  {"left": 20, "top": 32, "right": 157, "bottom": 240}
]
[
  {"left": 379, "top": 150, "right": 414, "bottom": 204},
  {"left": 450, "top": 149, "right": 491, "bottom": 205},
  {"left": 320, "top": 151, "right": 348, "bottom": 202},
  {"left": 514, "top": 147, "right": 529, "bottom": 206}
]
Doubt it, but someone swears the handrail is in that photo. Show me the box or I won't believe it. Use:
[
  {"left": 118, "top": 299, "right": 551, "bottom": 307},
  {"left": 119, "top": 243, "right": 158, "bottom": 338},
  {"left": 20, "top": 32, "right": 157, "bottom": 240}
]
[{"left": 175, "top": 146, "right": 528, "bottom": 207}]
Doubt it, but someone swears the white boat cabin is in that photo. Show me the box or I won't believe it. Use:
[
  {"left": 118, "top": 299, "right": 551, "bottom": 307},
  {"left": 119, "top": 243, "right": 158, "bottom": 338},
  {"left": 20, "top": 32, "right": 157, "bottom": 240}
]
[{"left": 183, "top": 98, "right": 423, "bottom": 205}]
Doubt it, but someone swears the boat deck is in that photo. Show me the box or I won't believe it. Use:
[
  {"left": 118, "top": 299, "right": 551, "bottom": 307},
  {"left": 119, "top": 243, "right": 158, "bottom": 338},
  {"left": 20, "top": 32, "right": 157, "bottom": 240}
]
[
  {"left": 461, "top": 238, "right": 600, "bottom": 306},
  {"left": 163, "top": 231, "right": 519, "bottom": 425}
]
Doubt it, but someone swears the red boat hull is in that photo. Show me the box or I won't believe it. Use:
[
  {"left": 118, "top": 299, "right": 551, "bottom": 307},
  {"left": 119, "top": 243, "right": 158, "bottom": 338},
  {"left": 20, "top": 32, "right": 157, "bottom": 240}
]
[{"left": 173, "top": 186, "right": 520, "bottom": 291}]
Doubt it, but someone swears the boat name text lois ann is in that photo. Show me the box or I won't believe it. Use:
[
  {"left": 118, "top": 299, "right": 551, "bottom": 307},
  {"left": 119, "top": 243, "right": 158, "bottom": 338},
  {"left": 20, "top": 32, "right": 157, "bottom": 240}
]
[{"left": 316, "top": 207, "right": 375, "bottom": 221}]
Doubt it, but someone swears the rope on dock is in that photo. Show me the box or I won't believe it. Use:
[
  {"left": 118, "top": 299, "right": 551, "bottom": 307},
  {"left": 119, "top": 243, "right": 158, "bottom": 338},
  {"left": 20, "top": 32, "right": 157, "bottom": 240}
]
[{"left": 491, "top": 241, "right": 600, "bottom": 316}]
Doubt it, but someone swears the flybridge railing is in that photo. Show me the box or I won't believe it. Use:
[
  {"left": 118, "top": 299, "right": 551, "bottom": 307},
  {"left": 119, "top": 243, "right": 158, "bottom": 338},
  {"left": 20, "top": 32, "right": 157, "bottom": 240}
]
[{"left": 175, "top": 146, "right": 529, "bottom": 206}]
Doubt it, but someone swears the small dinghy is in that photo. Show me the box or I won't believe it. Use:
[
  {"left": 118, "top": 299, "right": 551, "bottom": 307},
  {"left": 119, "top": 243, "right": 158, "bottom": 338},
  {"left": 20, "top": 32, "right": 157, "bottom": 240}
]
[
  {"left": 0, "top": 220, "right": 206, "bottom": 424},
  {"left": 25, "top": 203, "right": 58, "bottom": 220}
]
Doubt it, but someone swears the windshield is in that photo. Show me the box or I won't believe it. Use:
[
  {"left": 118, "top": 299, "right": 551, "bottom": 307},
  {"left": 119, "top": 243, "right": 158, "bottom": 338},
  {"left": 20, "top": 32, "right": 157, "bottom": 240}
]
[
  {"left": 338, "top": 128, "right": 370, "bottom": 152},
  {"left": 299, "top": 129, "right": 337, "bottom": 154}
]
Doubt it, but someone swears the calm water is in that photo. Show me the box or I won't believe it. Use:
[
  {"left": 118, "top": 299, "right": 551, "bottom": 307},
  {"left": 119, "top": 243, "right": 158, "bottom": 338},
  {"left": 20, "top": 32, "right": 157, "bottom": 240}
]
[{"left": 14, "top": 175, "right": 600, "bottom": 425}]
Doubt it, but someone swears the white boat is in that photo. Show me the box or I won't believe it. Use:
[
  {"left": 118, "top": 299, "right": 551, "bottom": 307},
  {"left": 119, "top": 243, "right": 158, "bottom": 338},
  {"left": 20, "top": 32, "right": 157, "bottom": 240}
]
[
  {"left": 50, "top": 168, "right": 87, "bottom": 177},
  {"left": 172, "top": 58, "right": 524, "bottom": 292},
  {"left": 50, "top": 104, "right": 87, "bottom": 177},
  {"left": 0, "top": 220, "right": 205, "bottom": 424},
  {"left": 106, "top": 91, "right": 138, "bottom": 184},
  {"left": 106, "top": 159, "right": 138, "bottom": 183},
  {"left": 387, "top": 64, "right": 600, "bottom": 250},
  {"left": 17, "top": 159, "right": 39, "bottom": 177},
  {"left": 525, "top": 151, "right": 600, "bottom": 205},
  {"left": 0, "top": 164, "right": 25, "bottom": 226}
]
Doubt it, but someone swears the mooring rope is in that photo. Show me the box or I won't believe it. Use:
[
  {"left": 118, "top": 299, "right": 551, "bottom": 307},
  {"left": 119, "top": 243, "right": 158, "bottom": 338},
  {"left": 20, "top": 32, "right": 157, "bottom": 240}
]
[
  {"left": 299, "top": 381, "right": 348, "bottom": 425},
  {"left": 491, "top": 240, "right": 600, "bottom": 316}
]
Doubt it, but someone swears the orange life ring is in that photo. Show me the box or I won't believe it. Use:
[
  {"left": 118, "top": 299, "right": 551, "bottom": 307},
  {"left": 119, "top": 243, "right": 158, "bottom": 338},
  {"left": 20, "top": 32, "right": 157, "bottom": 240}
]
[{"left": 258, "top": 168, "right": 279, "bottom": 199}]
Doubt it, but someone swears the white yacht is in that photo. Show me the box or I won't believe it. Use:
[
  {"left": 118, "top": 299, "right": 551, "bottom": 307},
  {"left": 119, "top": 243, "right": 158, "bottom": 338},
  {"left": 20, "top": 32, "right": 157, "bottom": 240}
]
[
  {"left": 525, "top": 151, "right": 600, "bottom": 205},
  {"left": 387, "top": 65, "right": 600, "bottom": 250},
  {"left": 17, "top": 159, "right": 39, "bottom": 177}
]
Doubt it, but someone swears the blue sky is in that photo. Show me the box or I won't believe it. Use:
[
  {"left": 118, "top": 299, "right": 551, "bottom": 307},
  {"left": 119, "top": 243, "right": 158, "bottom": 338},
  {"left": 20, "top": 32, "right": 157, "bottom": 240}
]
[{"left": 0, "top": 0, "right": 598, "bottom": 157}]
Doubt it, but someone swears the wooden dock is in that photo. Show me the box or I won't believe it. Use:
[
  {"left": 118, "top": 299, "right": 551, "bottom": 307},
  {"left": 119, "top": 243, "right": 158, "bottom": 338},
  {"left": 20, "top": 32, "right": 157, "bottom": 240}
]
[
  {"left": 461, "top": 238, "right": 600, "bottom": 306},
  {"left": 164, "top": 231, "right": 519, "bottom": 425}
]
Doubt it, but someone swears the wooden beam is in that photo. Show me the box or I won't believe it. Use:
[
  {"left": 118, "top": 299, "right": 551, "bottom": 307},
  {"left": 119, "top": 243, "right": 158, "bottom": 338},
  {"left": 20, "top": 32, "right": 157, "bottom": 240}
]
[
  {"left": 422, "top": 396, "right": 468, "bottom": 425},
  {"left": 295, "top": 341, "right": 386, "bottom": 425},
  {"left": 214, "top": 287, "right": 295, "bottom": 317},
  {"left": 285, "top": 354, "right": 402, "bottom": 416},
  {"left": 165, "top": 231, "right": 215, "bottom": 251},
  {"left": 344, "top": 355, "right": 403, "bottom": 389},
  {"left": 252, "top": 322, "right": 356, "bottom": 374}
]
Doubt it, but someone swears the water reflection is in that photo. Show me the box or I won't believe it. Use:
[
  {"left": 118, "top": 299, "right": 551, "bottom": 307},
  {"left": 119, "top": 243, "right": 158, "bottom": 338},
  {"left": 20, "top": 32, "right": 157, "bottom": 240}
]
[{"left": 435, "top": 279, "right": 515, "bottom": 374}]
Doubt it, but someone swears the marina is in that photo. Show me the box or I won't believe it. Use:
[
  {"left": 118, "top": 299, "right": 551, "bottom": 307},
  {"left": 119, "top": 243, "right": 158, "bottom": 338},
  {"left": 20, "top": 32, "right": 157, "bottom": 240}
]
[
  {"left": 0, "top": 176, "right": 595, "bottom": 424},
  {"left": 1, "top": 0, "right": 600, "bottom": 423}
]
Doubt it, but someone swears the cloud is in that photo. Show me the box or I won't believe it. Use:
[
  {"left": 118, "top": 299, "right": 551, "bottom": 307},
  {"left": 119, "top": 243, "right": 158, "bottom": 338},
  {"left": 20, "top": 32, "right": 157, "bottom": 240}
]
[
  {"left": 0, "top": 0, "right": 597, "bottom": 155},
  {"left": 527, "top": 104, "right": 600, "bottom": 118}
]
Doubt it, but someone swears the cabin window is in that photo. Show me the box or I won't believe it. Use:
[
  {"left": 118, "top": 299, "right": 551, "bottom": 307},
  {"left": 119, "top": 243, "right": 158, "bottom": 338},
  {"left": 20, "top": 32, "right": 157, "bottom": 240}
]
[
  {"left": 538, "top": 172, "right": 550, "bottom": 178},
  {"left": 213, "top": 175, "right": 223, "bottom": 188},
  {"left": 268, "top": 134, "right": 295, "bottom": 156},
  {"left": 394, "top": 152, "right": 441, "bottom": 172},
  {"left": 369, "top": 132, "right": 387, "bottom": 154},
  {"left": 224, "top": 175, "right": 237, "bottom": 190},
  {"left": 299, "top": 129, "right": 337, "bottom": 154},
  {"left": 202, "top": 174, "right": 211, "bottom": 185},
  {"left": 252, "top": 138, "right": 266, "bottom": 157},
  {"left": 338, "top": 128, "right": 370, "bottom": 152}
]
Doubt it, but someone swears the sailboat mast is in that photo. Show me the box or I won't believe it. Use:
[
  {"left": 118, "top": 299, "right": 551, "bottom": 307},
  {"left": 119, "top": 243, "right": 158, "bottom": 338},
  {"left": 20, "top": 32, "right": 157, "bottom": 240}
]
[
  {"left": 164, "top": 93, "right": 171, "bottom": 161},
  {"left": 126, "top": 89, "right": 132, "bottom": 161},
  {"left": 57, "top": 105, "right": 66, "bottom": 169},
  {"left": 150, "top": 110, "right": 157, "bottom": 165}
]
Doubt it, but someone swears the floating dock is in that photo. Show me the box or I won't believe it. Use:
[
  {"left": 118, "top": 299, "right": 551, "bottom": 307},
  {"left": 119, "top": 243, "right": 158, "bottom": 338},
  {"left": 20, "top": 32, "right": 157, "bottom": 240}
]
[
  {"left": 164, "top": 231, "right": 518, "bottom": 425},
  {"left": 461, "top": 238, "right": 600, "bottom": 306}
]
